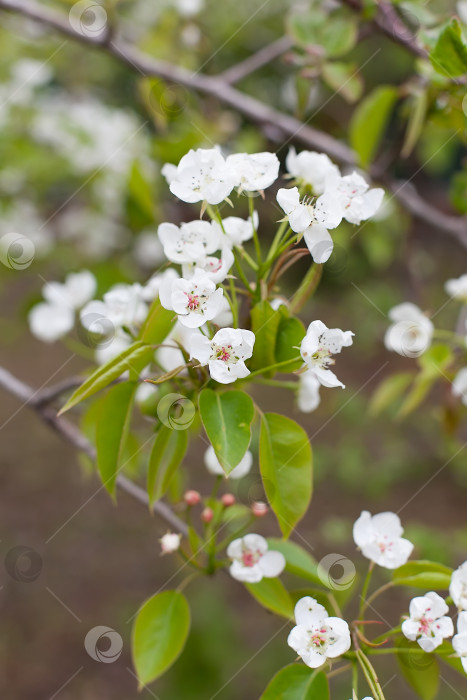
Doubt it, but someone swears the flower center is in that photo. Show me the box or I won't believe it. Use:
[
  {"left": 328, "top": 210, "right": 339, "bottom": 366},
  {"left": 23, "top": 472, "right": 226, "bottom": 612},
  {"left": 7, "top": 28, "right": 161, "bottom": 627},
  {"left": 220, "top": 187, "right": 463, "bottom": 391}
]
[
  {"left": 310, "top": 346, "right": 334, "bottom": 368},
  {"left": 418, "top": 616, "right": 434, "bottom": 635},
  {"left": 215, "top": 344, "right": 233, "bottom": 362},
  {"left": 241, "top": 548, "right": 261, "bottom": 567},
  {"left": 185, "top": 292, "right": 200, "bottom": 311}
]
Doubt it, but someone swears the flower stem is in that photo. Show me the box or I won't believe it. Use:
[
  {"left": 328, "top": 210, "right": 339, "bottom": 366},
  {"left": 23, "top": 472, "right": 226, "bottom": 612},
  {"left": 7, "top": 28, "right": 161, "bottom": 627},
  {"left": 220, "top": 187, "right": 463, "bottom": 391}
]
[
  {"left": 358, "top": 561, "right": 374, "bottom": 620},
  {"left": 245, "top": 357, "right": 301, "bottom": 380}
]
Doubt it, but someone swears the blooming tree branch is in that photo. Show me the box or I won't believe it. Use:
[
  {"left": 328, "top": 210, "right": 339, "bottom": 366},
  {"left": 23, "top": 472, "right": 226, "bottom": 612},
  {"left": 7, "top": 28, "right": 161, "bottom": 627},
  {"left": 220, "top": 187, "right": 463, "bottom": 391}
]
[
  {"left": 0, "top": 365, "right": 189, "bottom": 535},
  {"left": 0, "top": 0, "right": 466, "bottom": 248}
]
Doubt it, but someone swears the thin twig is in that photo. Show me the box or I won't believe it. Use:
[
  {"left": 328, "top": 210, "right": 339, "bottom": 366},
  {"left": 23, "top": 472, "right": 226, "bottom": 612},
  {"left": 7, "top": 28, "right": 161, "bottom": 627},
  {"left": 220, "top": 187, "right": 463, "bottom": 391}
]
[
  {"left": 219, "top": 35, "right": 292, "bottom": 84},
  {"left": 0, "top": 365, "right": 188, "bottom": 535}
]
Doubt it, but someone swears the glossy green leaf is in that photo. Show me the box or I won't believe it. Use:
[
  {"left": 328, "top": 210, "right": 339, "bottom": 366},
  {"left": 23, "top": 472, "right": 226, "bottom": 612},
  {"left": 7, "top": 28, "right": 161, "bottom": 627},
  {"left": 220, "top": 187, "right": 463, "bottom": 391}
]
[
  {"left": 350, "top": 86, "right": 398, "bottom": 167},
  {"left": 396, "top": 638, "right": 439, "bottom": 700},
  {"left": 369, "top": 372, "right": 414, "bottom": 415},
  {"left": 430, "top": 19, "right": 467, "bottom": 77},
  {"left": 96, "top": 381, "right": 137, "bottom": 496},
  {"left": 393, "top": 560, "right": 453, "bottom": 589},
  {"left": 267, "top": 538, "right": 322, "bottom": 587},
  {"left": 132, "top": 590, "right": 190, "bottom": 687},
  {"left": 260, "top": 413, "right": 312, "bottom": 538},
  {"left": 199, "top": 389, "right": 255, "bottom": 475},
  {"left": 275, "top": 316, "right": 306, "bottom": 372},
  {"left": 322, "top": 62, "right": 363, "bottom": 103},
  {"left": 245, "top": 578, "right": 294, "bottom": 619},
  {"left": 139, "top": 297, "right": 174, "bottom": 346},
  {"left": 59, "top": 342, "right": 154, "bottom": 414},
  {"left": 250, "top": 301, "right": 283, "bottom": 376},
  {"left": 260, "top": 665, "right": 329, "bottom": 700},
  {"left": 147, "top": 425, "right": 188, "bottom": 504}
]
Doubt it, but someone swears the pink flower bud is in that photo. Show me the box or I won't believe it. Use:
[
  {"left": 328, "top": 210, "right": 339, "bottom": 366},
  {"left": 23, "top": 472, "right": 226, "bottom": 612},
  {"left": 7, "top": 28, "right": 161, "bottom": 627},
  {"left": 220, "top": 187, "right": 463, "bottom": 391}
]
[
  {"left": 184, "top": 490, "right": 201, "bottom": 506},
  {"left": 201, "top": 507, "right": 214, "bottom": 523},
  {"left": 252, "top": 501, "right": 268, "bottom": 517},
  {"left": 221, "top": 493, "right": 235, "bottom": 508}
]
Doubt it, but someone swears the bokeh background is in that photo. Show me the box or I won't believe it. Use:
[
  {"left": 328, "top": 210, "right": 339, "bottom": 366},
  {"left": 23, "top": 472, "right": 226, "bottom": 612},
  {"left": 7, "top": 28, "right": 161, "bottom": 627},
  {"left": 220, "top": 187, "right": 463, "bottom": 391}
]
[{"left": 1, "top": 0, "right": 467, "bottom": 697}]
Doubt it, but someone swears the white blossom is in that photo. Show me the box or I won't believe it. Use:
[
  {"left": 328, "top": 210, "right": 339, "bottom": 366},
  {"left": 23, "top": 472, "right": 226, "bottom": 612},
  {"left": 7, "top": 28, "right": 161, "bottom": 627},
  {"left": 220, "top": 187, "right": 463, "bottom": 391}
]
[
  {"left": 189, "top": 327, "right": 255, "bottom": 384},
  {"left": 29, "top": 303, "right": 75, "bottom": 343},
  {"left": 453, "top": 369, "right": 467, "bottom": 407},
  {"left": 450, "top": 561, "right": 467, "bottom": 610},
  {"left": 452, "top": 611, "right": 467, "bottom": 672},
  {"left": 300, "top": 320, "right": 353, "bottom": 389},
  {"left": 286, "top": 147, "right": 340, "bottom": 194},
  {"left": 158, "top": 220, "right": 222, "bottom": 264},
  {"left": 134, "top": 231, "right": 165, "bottom": 269},
  {"left": 182, "top": 246, "right": 234, "bottom": 284},
  {"left": 81, "top": 283, "right": 148, "bottom": 334},
  {"left": 325, "top": 171, "right": 384, "bottom": 225},
  {"left": 226, "top": 152, "right": 279, "bottom": 192},
  {"left": 288, "top": 596, "right": 351, "bottom": 668},
  {"left": 276, "top": 186, "right": 342, "bottom": 263},
  {"left": 384, "top": 303, "right": 433, "bottom": 358},
  {"left": 353, "top": 510, "right": 414, "bottom": 569},
  {"left": 160, "top": 532, "right": 181, "bottom": 554},
  {"left": 445, "top": 274, "right": 467, "bottom": 301},
  {"left": 204, "top": 445, "right": 252, "bottom": 479},
  {"left": 43, "top": 271, "right": 96, "bottom": 310},
  {"left": 168, "top": 148, "right": 234, "bottom": 204},
  {"left": 227, "top": 534, "right": 285, "bottom": 583},
  {"left": 402, "top": 592, "right": 453, "bottom": 652},
  {"left": 157, "top": 321, "right": 201, "bottom": 373},
  {"left": 28, "top": 270, "right": 97, "bottom": 343},
  {"left": 160, "top": 269, "right": 224, "bottom": 328},
  {"left": 141, "top": 269, "right": 180, "bottom": 303},
  {"left": 221, "top": 212, "right": 258, "bottom": 248},
  {"left": 297, "top": 370, "right": 321, "bottom": 413}
]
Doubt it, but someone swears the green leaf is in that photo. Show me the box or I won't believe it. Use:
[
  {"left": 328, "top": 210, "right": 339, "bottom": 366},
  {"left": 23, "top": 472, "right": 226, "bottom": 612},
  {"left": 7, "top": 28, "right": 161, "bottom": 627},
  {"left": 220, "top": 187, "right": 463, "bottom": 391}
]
[
  {"left": 260, "top": 665, "right": 329, "bottom": 700},
  {"left": 147, "top": 426, "right": 188, "bottom": 504},
  {"left": 275, "top": 316, "right": 306, "bottom": 372},
  {"left": 267, "top": 538, "right": 322, "bottom": 587},
  {"left": 199, "top": 389, "right": 255, "bottom": 475},
  {"left": 393, "top": 560, "right": 453, "bottom": 589},
  {"left": 245, "top": 578, "right": 294, "bottom": 619},
  {"left": 418, "top": 343, "right": 453, "bottom": 376},
  {"left": 350, "top": 86, "right": 398, "bottom": 167},
  {"left": 396, "top": 638, "right": 439, "bottom": 700},
  {"left": 132, "top": 590, "right": 190, "bottom": 687},
  {"left": 139, "top": 297, "right": 174, "bottom": 346},
  {"left": 260, "top": 413, "right": 312, "bottom": 538},
  {"left": 369, "top": 372, "right": 414, "bottom": 415},
  {"left": 396, "top": 374, "right": 435, "bottom": 418},
  {"left": 401, "top": 89, "right": 428, "bottom": 158},
  {"left": 59, "top": 342, "right": 155, "bottom": 414},
  {"left": 288, "top": 8, "right": 357, "bottom": 58},
  {"left": 250, "top": 301, "right": 283, "bottom": 376},
  {"left": 430, "top": 19, "right": 467, "bottom": 77},
  {"left": 96, "top": 381, "right": 137, "bottom": 496},
  {"left": 322, "top": 62, "right": 364, "bottom": 103}
]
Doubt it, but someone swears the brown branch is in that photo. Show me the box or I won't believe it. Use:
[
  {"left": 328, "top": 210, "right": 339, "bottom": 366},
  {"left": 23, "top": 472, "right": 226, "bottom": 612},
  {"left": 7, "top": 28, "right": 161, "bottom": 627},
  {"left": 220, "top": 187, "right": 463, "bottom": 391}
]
[
  {"left": 0, "top": 365, "right": 188, "bottom": 535},
  {"left": 0, "top": 0, "right": 466, "bottom": 248},
  {"left": 219, "top": 35, "right": 293, "bottom": 84}
]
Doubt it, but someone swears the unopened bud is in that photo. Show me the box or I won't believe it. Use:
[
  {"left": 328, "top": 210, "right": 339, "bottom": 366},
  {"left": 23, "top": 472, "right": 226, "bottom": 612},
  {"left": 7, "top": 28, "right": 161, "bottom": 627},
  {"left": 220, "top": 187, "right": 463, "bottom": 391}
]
[
  {"left": 184, "top": 490, "right": 201, "bottom": 506},
  {"left": 252, "top": 501, "right": 268, "bottom": 517},
  {"left": 201, "top": 507, "right": 214, "bottom": 523},
  {"left": 221, "top": 493, "right": 235, "bottom": 508}
]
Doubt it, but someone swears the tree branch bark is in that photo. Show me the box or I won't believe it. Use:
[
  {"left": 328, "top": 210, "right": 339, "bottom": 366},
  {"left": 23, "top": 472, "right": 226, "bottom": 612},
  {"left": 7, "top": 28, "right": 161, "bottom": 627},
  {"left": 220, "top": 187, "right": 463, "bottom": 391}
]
[
  {"left": 0, "top": 365, "right": 189, "bottom": 535},
  {"left": 0, "top": 0, "right": 466, "bottom": 248}
]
